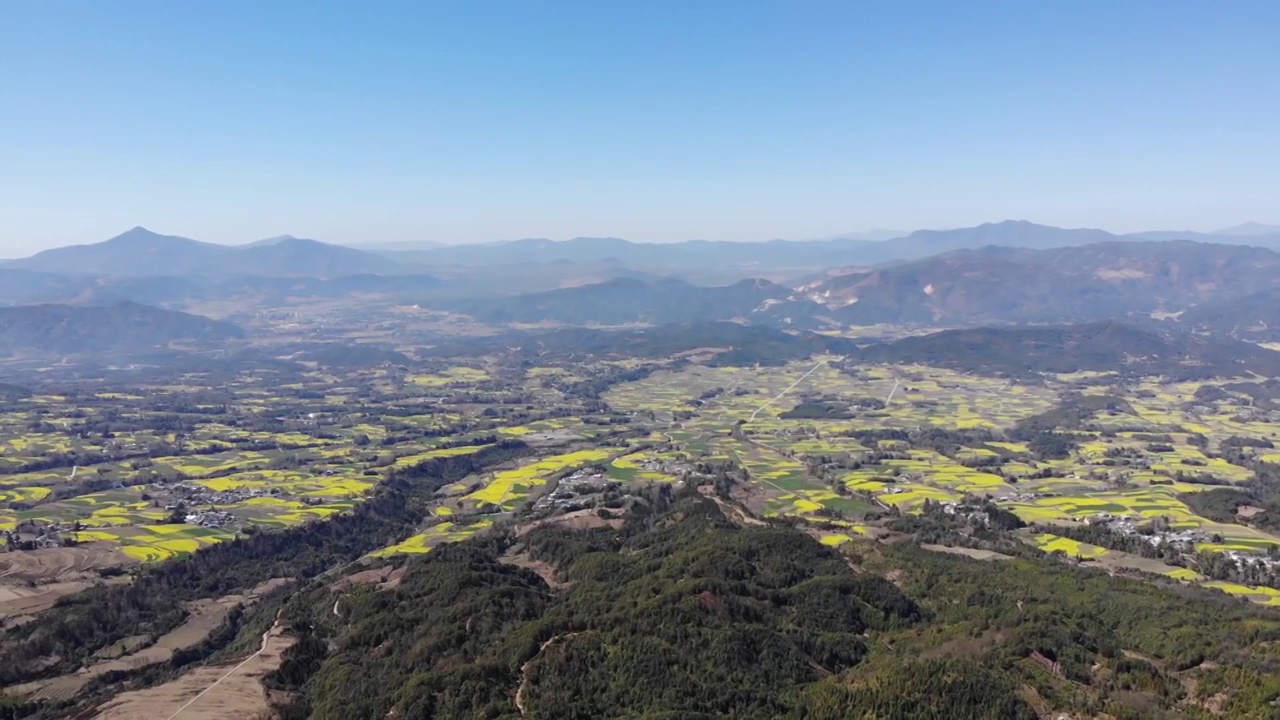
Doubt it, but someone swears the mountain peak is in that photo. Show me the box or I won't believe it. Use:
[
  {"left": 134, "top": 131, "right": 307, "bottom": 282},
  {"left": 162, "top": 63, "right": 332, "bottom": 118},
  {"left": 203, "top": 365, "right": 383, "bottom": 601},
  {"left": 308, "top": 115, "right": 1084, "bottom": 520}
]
[
  {"left": 110, "top": 226, "right": 160, "bottom": 240},
  {"left": 1214, "top": 221, "right": 1280, "bottom": 237},
  {"left": 242, "top": 234, "right": 307, "bottom": 248},
  {"left": 103, "top": 226, "right": 201, "bottom": 247}
]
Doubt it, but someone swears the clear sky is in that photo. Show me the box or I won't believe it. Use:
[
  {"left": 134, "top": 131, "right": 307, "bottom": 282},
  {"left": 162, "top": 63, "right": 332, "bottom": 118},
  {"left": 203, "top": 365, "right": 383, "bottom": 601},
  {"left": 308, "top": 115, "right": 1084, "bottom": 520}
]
[{"left": 2, "top": 0, "right": 1277, "bottom": 253}]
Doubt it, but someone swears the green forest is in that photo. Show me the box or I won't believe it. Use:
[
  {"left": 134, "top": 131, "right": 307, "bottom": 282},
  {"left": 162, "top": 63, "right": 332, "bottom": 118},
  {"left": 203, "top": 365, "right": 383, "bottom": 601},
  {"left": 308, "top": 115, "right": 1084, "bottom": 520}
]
[{"left": 258, "top": 495, "right": 1280, "bottom": 719}]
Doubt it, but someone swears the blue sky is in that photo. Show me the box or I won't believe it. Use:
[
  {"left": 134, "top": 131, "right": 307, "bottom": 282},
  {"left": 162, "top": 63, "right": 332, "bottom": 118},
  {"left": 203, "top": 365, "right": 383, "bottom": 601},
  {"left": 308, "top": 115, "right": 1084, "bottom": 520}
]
[{"left": 2, "top": 0, "right": 1277, "bottom": 252}]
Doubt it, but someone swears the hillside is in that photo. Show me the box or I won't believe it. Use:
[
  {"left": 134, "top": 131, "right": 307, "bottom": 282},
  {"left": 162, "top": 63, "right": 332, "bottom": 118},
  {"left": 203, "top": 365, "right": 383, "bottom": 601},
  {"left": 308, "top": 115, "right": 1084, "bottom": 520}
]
[
  {"left": 1179, "top": 289, "right": 1280, "bottom": 342},
  {"left": 0, "top": 301, "right": 244, "bottom": 356},
  {"left": 433, "top": 277, "right": 819, "bottom": 326},
  {"left": 430, "top": 238, "right": 1280, "bottom": 329},
  {"left": 0, "top": 269, "right": 89, "bottom": 305},
  {"left": 871, "top": 220, "right": 1118, "bottom": 261},
  {"left": 255, "top": 496, "right": 1280, "bottom": 720},
  {"left": 801, "top": 240, "right": 1280, "bottom": 325},
  {"left": 855, "top": 322, "right": 1280, "bottom": 378},
  {"left": 7, "top": 227, "right": 399, "bottom": 278}
]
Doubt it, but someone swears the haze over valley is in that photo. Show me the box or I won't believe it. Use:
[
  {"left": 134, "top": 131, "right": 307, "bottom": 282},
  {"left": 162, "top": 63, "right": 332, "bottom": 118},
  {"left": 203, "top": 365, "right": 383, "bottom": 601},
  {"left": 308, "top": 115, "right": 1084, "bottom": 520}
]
[{"left": 4, "top": 2, "right": 1280, "bottom": 719}]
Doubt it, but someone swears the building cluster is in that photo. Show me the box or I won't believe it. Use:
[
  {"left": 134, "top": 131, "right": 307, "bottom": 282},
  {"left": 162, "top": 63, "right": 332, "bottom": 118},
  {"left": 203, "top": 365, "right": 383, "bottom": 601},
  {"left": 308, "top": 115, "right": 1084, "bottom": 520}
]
[
  {"left": 635, "top": 456, "right": 703, "bottom": 479},
  {"left": 162, "top": 480, "right": 321, "bottom": 507},
  {"left": 1085, "top": 512, "right": 1208, "bottom": 551},
  {"left": 183, "top": 509, "right": 236, "bottom": 528},
  {"left": 532, "top": 470, "right": 618, "bottom": 512},
  {"left": 3, "top": 522, "right": 76, "bottom": 551},
  {"left": 939, "top": 501, "right": 990, "bottom": 526}
]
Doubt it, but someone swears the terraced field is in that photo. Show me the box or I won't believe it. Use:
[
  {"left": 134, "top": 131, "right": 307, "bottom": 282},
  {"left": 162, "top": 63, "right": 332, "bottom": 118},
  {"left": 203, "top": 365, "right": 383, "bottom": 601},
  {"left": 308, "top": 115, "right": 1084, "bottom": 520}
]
[
  {"left": 456, "top": 449, "right": 615, "bottom": 512},
  {"left": 371, "top": 520, "right": 493, "bottom": 558},
  {"left": 0, "top": 365, "right": 578, "bottom": 568},
  {"left": 601, "top": 361, "right": 1280, "bottom": 605},
  {"left": 1030, "top": 532, "right": 1109, "bottom": 559}
]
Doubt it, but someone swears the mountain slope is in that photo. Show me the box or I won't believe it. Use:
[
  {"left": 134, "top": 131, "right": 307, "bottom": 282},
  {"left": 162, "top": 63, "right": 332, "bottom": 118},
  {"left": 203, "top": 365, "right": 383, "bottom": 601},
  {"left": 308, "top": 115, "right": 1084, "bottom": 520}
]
[
  {"left": 800, "top": 240, "right": 1280, "bottom": 324},
  {"left": 261, "top": 496, "right": 1280, "bottom": 720},
  {"left": 1213, "top": 222, "right": 1280, "bottom": 237},
  {"left": 1179, "top": 289, "right": 1280, "bottom": 342},
  {"left": 9, "top": 227, "right": 228, "bottom": 276},
  {"left": 855, "top": 322, "right": 1280, "bottom": 378},
  {"left": 0, "top": 269, "right": 92, "bottom": 305},
  {"left": 0, "top": 301, "right": 243, "bottom": 355},
  {"left": 877, "top": 220, "right": 1117, "bottom": 260},
  {"left": 236, "top": 237, "right": 400, "bottom": 277},
  {"left": 7, "top": 228, "right": 400, "bottom": 278},
  {"left": 432, "top": 277, "right": 816, "bottom": 326}
]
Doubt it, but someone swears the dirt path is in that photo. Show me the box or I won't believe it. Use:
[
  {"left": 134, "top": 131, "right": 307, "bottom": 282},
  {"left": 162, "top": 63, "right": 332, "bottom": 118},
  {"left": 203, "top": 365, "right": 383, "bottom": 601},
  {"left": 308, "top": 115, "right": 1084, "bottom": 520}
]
[
  {"left": 501, "top": 550, "right": 568, "bottom": 590},
  {"left": 697, "top": 486, "right": 766, "bottom": 526},
  {"left": 515, "top": 633, "right": 579, "bottom": 716},
  {"left": 10, "top": 578, "right": 292, "bottom": 706},
  {"left": 746, "top": 358, "right": 828, "bottom": 422},
  {"left": 92, "top": 614, "right": 293, "bottom": 720}
]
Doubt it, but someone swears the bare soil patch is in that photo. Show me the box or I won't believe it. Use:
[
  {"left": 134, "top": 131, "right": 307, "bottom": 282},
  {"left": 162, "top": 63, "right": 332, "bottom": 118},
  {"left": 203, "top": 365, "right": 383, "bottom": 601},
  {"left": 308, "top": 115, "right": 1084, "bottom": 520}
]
[
  {"left": 10, "top": 578, "right": 291, "bottom": 704},
  {"left": 0, "top": 543, "right": 137, "bottom": 583},
  {"left": 501, "top": 550, "right": 568, "bottom": 590},
  {"left": 14, "top": 596, "right": 246, "bottom": 703},
  {"left": 92, "top": 619, "right": 295, "bottom": 719},
  {"left": 1236, "top": 505, "right": 1266, "bottom": 519},
  {"left": 329, "top": 566, "right": 397, "bottom": 591},
  {"left": 1, "top": 581, "right": 87, "bottom": 623},
  {"left": 377, "top": 565, "right": 408, "bottom": 591},
  {"left": 697, "top": 486, "right": 766, "bottom": 526},
  {"left": 0, "top": 575, "right": 131, "bottom": 627},
  {"left": 514, "top": 508, "right": 625, "bottom": 537},
  {"left": 921, "top": 544, "right": 1013, "bottom": 561}
]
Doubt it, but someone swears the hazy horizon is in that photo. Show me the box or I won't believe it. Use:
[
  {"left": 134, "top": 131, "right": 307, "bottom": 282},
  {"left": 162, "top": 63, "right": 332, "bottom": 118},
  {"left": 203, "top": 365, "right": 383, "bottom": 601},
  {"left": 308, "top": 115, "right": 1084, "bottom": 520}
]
[
  {"left": 4, "top": 218, "right": 1278, "bottom": 260},
  {"left": 3, "top": 1, "right": 1277, "bottom": 254}
]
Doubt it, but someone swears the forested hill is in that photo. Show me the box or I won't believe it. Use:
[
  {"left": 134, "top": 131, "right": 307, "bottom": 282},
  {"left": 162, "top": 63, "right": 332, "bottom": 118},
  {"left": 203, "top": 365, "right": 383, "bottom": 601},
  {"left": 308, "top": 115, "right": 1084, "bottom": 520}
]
[
  {"left": 268, "top": 498, "right": 1023, "bottom": 719},
  {"left": 432, "top": 277, "right": 811, "bottom": 326},
  {"left": 798, "top": 240, "right": 1280, "bottom": 326},
  {"left": 0, "top": 301, "right": 243, "bottom": 356},
  {"left": 1179, "top": 288, "right": 1280, "bottom": 342},
  {"left": 854, "top": 322, "right": 1280, "bottom": 378},
  {"left": 262, "top": 496, "right": 1280, "bottom": 719}
]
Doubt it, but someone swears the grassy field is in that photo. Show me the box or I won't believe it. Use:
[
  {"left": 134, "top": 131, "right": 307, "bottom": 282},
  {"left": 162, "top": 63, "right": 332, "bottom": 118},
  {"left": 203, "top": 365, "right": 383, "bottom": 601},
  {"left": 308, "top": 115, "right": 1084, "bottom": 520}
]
[{"left": 371, "top": 520, "right": 493, "bottom": 557}]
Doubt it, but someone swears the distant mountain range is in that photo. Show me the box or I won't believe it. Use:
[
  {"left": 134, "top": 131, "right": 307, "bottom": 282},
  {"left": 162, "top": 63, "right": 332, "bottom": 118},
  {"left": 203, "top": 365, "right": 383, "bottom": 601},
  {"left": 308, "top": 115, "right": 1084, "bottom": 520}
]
[
  {"left": 5, "top": 227, "right": 398, "bottom": 278},
  {"left": 433, "top": 277, "right": 818, "bottom": 327},
  {"left": 7, "top": 221, "right": 1280, "bottom": 281},
  {"left": 5, "top": 222, "right": 1280, "bottom": 328},
  {"left": 0, "top": 301, "right": 243, "bottom": 356},
  {"left": 1212, "top": 222, "right": 1280, "bottom": 237},
  {"left": 855, "top": 322, "right": 1280, "bottom": 379},
  {"left": 424, "top": 240, "right": 1280, "bottom": 329},
  {"left": 384, "top": 220, "right": 1280, "bottom": 270},
  {"left": 794, "top": 240, "right": 1280, "bottom": 325}
]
